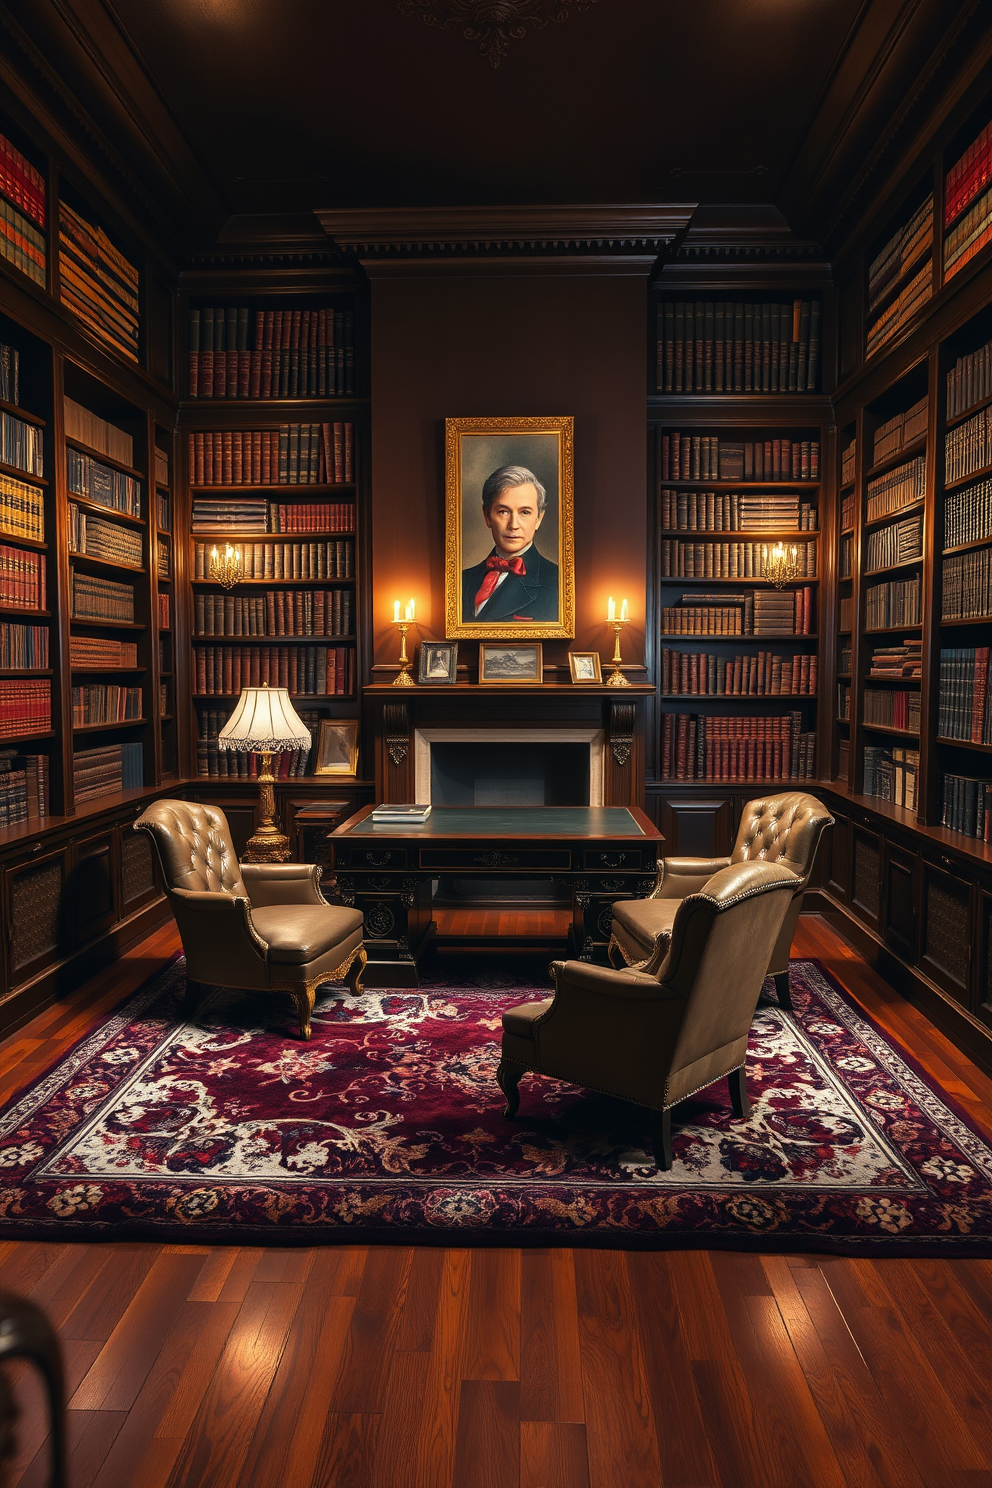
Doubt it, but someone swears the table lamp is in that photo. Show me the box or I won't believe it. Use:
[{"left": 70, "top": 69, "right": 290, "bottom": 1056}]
[{"left": 217, "top": 684, "right": 313, "bottom": 862}]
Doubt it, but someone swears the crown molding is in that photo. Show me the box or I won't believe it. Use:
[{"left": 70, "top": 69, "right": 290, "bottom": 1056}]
[{"left": 314, "top": 204, "right": 697, "bottom": 261}]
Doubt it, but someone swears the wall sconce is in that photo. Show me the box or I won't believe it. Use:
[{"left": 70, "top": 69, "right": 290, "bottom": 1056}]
[
  {"left": 762, "top": 542, "right": 801, "bottom": 589},
  {"left": 209, "top": 542, "right": 243, "bottom": 589},
  {"left": 392, "top": 597, "right": 417, "bottom": 686}
]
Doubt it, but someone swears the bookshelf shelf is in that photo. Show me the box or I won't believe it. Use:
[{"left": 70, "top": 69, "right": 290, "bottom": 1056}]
[
  {"left": 193, "top": 634, "right": 356, "bottom": 645},
  {"left": 190, "top": 576, "right": 355, "bottom": 588},
  {"left": 69, "top": 494, "right": 146, "bottom": 528},
  {"left": 72, "top": 719, "right": 145, "bottom": 733},
  {"left": 189, "top": 484, "right": 355, "bottom": 496},
  {"left": 69, "top": 552, "right": 144, "bottom": 577},
  {"left": 936, "top": 737, "right": 992, "bottom": 753},
  {"left": 70, "top": 667, "right": 146, "bottom": 674},
  {"left": 0, "top": 399, "right": 44, "bottom": 427},
  {"left": 0, "top": 534, "right": 47, "bottom": 552},
  {"left": 942, "top": 537, "right": 992, "bottom": 557},
  {"left": 659, "top": 481, "right": 820, "bottom": 491},
  {"left": 861, "top": 722, "right": 921, "bottom": 739},
  {"left": 863, "top": 498, "right": 925, "bottom": 531},
  {"left": 0, "top": 669, "right": 53, "bottom": 677},
  {"left": 659, "top": 577, "right": 819, "bottom": 586},
  {"left": 70, "top": 618, "right": 144, "bottom": 631},
  {"left": 864, "top": 555, "right": 925, "bottom": 577},
  {"left": 193, "top": 693, "right": 355, "bottom": 702},
  {"left": 660, "top": 632, "right": 819, "bottom": 642},
  {"left": 659, "top": 529, "right": 819, "bottom": 541},
  {"left": 940, "top": 616, "right": 992, "bottom": 628},
  {"left": 663, "top": 693, "right": 815, "bottom": 702},
  {"left": 944, "top": 459, "right": 992, "bottom": 492},
  {"left": 0, "top": 461, "right": 45, "bottom": 488},
  {"left": 64, "top": 436, "right": 143, "bottom": 481},
  {"left": 0, "top": 607, "right": 50, "bottom": 619},
  {"left": 0, "top": 729, "right": 56, "bottom": 742},
  {"left": 945, "top": 388, "right": 992, "bottom": 429}
]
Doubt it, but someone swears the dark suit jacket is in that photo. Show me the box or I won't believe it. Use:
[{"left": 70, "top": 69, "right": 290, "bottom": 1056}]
[{"left": 462, "top": 546, "right": 559, "bottom": 623}]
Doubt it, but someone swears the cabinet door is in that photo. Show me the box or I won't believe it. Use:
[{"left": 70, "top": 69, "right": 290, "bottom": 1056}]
[
  {"left": 920, "top": 863, "right": 973, "bottom": 1008},
  {"left": 656, "top": 796, "right": 733, "bottom": 859},
  {"left": 850, "top": 828, "right": 882, "bottom": 931},
  {"left": 119, "top": 821, "right": 159, "bottom": 914},
  {"left": 979, "top": 890, "right": 992, "bottom": 1033},
  {"left": 69, "top": 833, "right": 118, "bottom": 945},
  {"left": 4, "top": 848, "right": 68, "bottom": 987},
  {"left": 825, "top": 811, "right": 850, "bottom": 903},
  {"left": 882, "top": 843, "right": 918, "bottom": 963}
]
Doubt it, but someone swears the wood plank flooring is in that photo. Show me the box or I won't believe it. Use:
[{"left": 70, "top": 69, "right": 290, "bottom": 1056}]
[{"left": 2, "top": 915, "right": 992, "bottom": 1487}]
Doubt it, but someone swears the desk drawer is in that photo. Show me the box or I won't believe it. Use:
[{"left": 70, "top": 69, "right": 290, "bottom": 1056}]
[
  {"left": 418, "top": 847, "right": 573, "bottom": 871},
  {"left": 340, "top": 846, "right": 409, "bottom": 869},
  {"left": 582, "top": 847, "right": 650, "bottom": 871}
]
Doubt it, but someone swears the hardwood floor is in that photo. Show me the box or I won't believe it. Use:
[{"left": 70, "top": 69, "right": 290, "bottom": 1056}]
[{"left": 2, "top": 915, "right": 992, "bottom": 1487}]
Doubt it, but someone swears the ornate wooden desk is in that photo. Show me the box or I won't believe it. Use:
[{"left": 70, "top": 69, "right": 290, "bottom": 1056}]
[{"left": 329, "top": 805, "right": 663, "bottom": 985}]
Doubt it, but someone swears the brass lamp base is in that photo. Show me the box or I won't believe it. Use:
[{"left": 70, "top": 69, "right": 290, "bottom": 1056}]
[{"left": 241, "top": 750, "right": 292, "bottom": 863}]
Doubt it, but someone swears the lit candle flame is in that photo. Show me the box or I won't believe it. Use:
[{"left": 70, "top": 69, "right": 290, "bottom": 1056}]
[
  {"left": 405, "top": 598, "right": 416, "bottom": 621},
  {"left": 393, "top": 600, "right": 401, "bottom": 623},
  {"left": 608, "top": 596, "right": 615, "bottom": 622},
  {"left": 620, "top": 598, "right": 628, "bottom": 622}
]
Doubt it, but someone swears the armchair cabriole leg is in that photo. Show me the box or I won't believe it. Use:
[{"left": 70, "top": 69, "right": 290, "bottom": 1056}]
[
  {"left": 728, "top": 1065, "right": 750, "bottom": 1120},
  {"left": 347, "top": 947, "right": 367, "bottom": 995},
  {"left": 294, "top": 988, "right": 316, "bottom": 1041},
  {"left": 607, "top": 937, "right": 626, "bottom": 970},
  {"left": 774, "top": 970, "right": 793, "bottom": 1011},
  {"left": 496, "top": 1061, "right": 522, "bottom": 1118},
  {"left": 651, "top": 1109, "right": 673, "bottom": 1171}
]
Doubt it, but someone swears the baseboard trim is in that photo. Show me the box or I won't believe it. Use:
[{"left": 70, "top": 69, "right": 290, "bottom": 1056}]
[
  {"left": 804, "top": 890, "right": 992, "bottom": 1079},
  {"left": 0, "top": 896, "right": 172, "bottom": 1041}
]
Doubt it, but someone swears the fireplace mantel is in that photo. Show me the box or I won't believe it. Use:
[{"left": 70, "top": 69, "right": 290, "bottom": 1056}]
[{"left": 364, "top": 683, "right": 654, "bottom": 809}]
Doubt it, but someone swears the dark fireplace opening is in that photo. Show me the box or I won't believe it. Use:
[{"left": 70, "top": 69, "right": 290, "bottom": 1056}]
[{"left": 430, "top": 741, "right": 589, "bottom": 807}]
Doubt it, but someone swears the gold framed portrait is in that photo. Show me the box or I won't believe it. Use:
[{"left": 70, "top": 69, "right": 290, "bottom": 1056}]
[
  {"left": 314, "top": 719, "right": 359, "bottom": 776},
  {"left": 444, "top": 415, "right": 574, "bottom": 639}
]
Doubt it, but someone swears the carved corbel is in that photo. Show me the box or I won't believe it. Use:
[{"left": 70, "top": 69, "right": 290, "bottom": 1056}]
[
  {"left": 383, "top": 702, "right": 410, "bottom": 767},
  {"left": 609, "top": 701, "right": 635, "bottom": 768}
]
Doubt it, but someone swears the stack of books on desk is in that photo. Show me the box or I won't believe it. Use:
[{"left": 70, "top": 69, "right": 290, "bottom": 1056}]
[{"left": 371, "top": 803, "right": 431, "bottom": 824}]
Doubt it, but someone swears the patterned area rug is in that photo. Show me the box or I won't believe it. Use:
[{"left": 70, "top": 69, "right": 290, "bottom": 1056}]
[{"left": 1, "top": 954, "right": 991, "bottom": 1252}]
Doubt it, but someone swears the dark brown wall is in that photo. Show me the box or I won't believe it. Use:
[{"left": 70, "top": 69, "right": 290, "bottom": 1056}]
[{"left": 368, "top": 265, "right": 648, "bottom": 672}]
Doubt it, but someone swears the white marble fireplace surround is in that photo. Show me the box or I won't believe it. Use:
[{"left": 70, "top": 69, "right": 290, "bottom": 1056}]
[{"left": 414, "top": 728, "right": 605, "bottom": 806}]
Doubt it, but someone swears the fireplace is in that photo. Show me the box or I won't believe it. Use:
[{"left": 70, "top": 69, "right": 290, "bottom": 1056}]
[{"left": 414, "top": 728, "right": 605, "bottom": 806}]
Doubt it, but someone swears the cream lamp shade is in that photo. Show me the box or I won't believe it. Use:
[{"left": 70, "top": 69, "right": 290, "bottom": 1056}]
[{"left": 217, "top": 686, "right": 312, "bottom": 753}]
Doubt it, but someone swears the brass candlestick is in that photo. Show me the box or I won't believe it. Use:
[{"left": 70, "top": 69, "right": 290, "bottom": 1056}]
[
  {"left": 393, "top": 620, "right": 416, "bottom": 686},
  {"left": 605, "top": 619, "right": 631, "bottom": 687}
]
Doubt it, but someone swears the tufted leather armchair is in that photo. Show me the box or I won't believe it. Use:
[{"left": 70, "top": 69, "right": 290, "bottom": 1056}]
[
  {"left": 607, "top": 792, "right": 834, "bottom": 1010},
  {"left": 134, "top": 799, "right": 366, "bottom": 1039},
  {"left": 498, "top": 860, "right": 798, "bottom": 1169}
]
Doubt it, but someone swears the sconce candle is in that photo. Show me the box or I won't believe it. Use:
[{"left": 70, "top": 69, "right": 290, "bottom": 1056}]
[
  {"left": 392, "top": 596, "right": 417, "bottom": 686},
  {"left": 605, "top": 597, "right": 631, "bottom": 688}
]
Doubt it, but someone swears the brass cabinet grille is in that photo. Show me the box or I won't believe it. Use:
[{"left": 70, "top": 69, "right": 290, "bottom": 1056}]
[
  {"left": 121, "top": 829, "right": 156, "bottom": 907},
  {"left": 853, "top": 834, "right": 881, "bottom": 921},
  {"left": 10, "top": 860, "right": 64, "bottom": 973},
  {"left": 924, "top": 874, "right": 970, "bottom": 992}
]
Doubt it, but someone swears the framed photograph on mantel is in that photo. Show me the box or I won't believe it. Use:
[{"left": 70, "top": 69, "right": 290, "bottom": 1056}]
[
  {"left": 479, "top": 643, "right": 543, "bottom": 685},
  {"left": 445, "top": 416, "right": 574, "bottom": 639}
]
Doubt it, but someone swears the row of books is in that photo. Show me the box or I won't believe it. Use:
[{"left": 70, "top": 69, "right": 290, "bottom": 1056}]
[
  {"left": 68, "top": 449, "right": 142, "bottom": 519},
  {"left": 0, "top": 193, "right": 45, "bottom": 288},
  {"left": 869, "top": 639, "right": 922, "bottom": 678},
  {"left": 0, "top": 132, "right": 44, "bottom": 227},
  {"left": 865, "top": 515, "right": 923, "bottom": 572},
  {"left": 942, "top": 546, "right": 992, "bottom": 621},
  {"left": 0, "top": 678, "right": 50, "bottom": 739},
  {"left": 0, "top": 545, "right": 45, "bottom": 610},
  {"left": 0, "top": 411, "right": 43, "bottom": 477},
  {"left": 872, "top": 397, "right": 928, "bottom": 465},
  {"left": 659, "top": 435, "right": 819, "bottom": 483},
  {"left": 940, "top": 772, "right": 992, "bottom": 843},
  {"left": 945, "top": 475, "right": 992, "bottom": 550},
  {"left": 842, "top": 438, "right": 856, "bottom": 486},
  {"left": 839, "top": 644, "right": 852, "bottom": 673},
  {"left": 189, "top": 424, "right": 354, "bottom": 486},
  {"left": 188, "top": 307, "right": 355, "bottom": 398},
  {"left": 865, "top": 573, "right": 922, "bottom": 630},
  {"left": 73, "top": 741, "right": 143, "bottom": 802},
  {"left": 839, "top": 596, "right": 852, "bottom": 630},
  {"left": 660, "top": 539, "right": 817, "bottom": 579},
  {"left": 194, "top": 589, "right": 353, "bottom": 638},
  {"left": 192, "top": 539, "right": 354, "bottom": 581},
  {"left": 0, "top": 621, "right": 47, "bottom": 669},
  {"left": 946, "top": 332, "right": 992, "bottom": 422},
  {"left": 64, "top": 397, "right": 134, "bottom": 468},
  {"left": 0, "top": 344, "right": 18, "bottom": 404},
  {"left": 660, "top": 649, "right": 816, "bottom": 696},
  {"left": 69, "top": 635, "right": 137, "bottom": 668},
  {"left": 659, "top": 490, "right": 817, "bottom": 533},
  {"left": 71, "top": 685, "right": 142, "bottom": 726},
  {"left": 157, "top": 491, "right": 170, "bottom": 530},
  {"left": 944, "top": 181, "right": 992, "bottom": 281},
  {"left": 194, "top": 645, "right": 355, "bottom": 697},
  {"left": 195, "top": 707, "right": 320, "bottom": 779},
  {"left": 945, "top": 119, "right": 992, "bottom": 225},
  {"left": 0, "top": 751, "right": 48, "bottom": 825},
  {"left": 661, "top": 711, "right": 816, "bottom": 781},
  {"left": 866, "top": 261, "right": 931, "bottom": 359},
  {"left": 0, "top": 471, "right": 44, "bottom": 544},
  {"left": 59, "top": 202, "right": 139, "bottom": 364},
  {"left": 840, "top": 535, "right": 851, "bottom": 578},
  {"left": 863, "top": 745, "right": 919, "bottom": 809},
  {"left": 655, "top": 299, "right": 821, "bottom": 393},
  {"left": 158, "top": 593, "right": 170, "bottom": 629},
  {"left": 190, "top": 499, "right": 355, "bottom": 535},
  {"left": 863, "top": 687, "right": 921, "bottom": 732},
  {"left": 868, "top": 195, "right": 933, "bottom": 312},
  {"left": 157, "top": 537, "right": 170, "bottom": 580},
  {"left": 937, "top": 647, "right": 991, "bottom": 744},
  {"left": 660, "top": 588, "right": 815, "bottom": 636},
  {"left": 837, "top": 683, "right": 849, "bottom": 721},
  {"left": 68, "top": 505, "right": 142, "bottom": 568},
  {"left": 70, "top": 571, "right": 134, "bottom": 625},
  {"left": 866, "top": 454, "right": 926, "bottom": 523},
  {"left": 945, "top": 405, "right": 992, "bottom": 485},
  {"left": 841, "top": 492, "right": 856, "bottom": 530}
]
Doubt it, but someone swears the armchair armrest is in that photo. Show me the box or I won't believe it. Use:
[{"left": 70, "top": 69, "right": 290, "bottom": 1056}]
[
  {"left": 241, "top": 862, "right": 327, "bottom": 908},
  {"left": 651, "top": 856, "right": 731, "bottom": 899},
  {"left": 550, "top": 959, "right": 678, "bottom": 1002},
  {"left": 170, "top": 887, "right": 269, "bottom": 987}
]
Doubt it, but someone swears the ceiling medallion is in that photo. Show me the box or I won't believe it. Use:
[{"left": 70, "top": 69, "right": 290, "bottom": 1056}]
[{"left": 397, "top": 0, "right": 598, "bottom": 68}]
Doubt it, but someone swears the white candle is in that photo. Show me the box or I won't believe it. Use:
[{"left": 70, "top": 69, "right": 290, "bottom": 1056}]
[
  {"left": 620, "top": 598, "right": 629, "bottom": 622},
  {"left": 393, "top": 600, "right": 401, "bottom": 623},
  {"left": 406, "top": 598, "right": 416, "bottom": 621},
  {"left": 608, "top": 596, "right": 615, "bottom": 622}
]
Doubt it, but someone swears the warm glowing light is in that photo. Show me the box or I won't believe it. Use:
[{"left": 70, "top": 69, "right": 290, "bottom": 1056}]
[
  {"left": 405, "top": 598, "right": 416, "bottom": 621},
  {"left": 620, "top": 598, "right": 629, "bottom": 622},
  {"left": 209, "top": 542, "right": 243, "bottom": 589},
  {"left": 762, "top": 541, "right": 801, "bottom": 589},
  {"left": 393, "top": 600, "right": 401, "bottom": 623},
  {"left": 607, "top": 596, "right": 615, "bottom": 622}
]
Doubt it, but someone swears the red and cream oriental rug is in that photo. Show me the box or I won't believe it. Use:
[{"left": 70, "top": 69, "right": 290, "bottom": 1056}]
[{"left": 1, "top": 955, "right": 991, "bottom": 1253}]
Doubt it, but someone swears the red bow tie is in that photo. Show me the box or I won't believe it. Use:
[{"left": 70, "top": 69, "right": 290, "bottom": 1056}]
[{"left": 474, "top": 554, "right": 526, "bottom": 611}]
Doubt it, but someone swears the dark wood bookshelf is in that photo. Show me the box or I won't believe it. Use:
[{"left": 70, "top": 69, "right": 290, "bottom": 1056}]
[{"left": 0, "top": 460, "right": 45, "bottom": 487}]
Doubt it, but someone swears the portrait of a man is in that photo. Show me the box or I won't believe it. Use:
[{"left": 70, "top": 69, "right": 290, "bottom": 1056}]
[{"left": 445, "top": 416, "right": 574, "bottom": 639}]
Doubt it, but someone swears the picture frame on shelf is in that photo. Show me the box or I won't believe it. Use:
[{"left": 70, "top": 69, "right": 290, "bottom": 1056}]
[
  {"left": 568, "top": 651, "right": 602, "bottom": 684},
  {"left": 478, "top": 643, "right": 543, "bottom": 685},
  {"left": 444, "top": 415, "right": 574, "bottom": 640},
  {"left": 418, "top": 640, "right": 459, "bottom": 685},
  {"left": 314, "top": 719, "right": 359, "bottom": 775}
]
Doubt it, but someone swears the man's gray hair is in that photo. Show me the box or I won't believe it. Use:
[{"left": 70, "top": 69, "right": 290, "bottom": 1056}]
[{"left": 481, "top": 465, "right": 547, "bottom": 515}]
